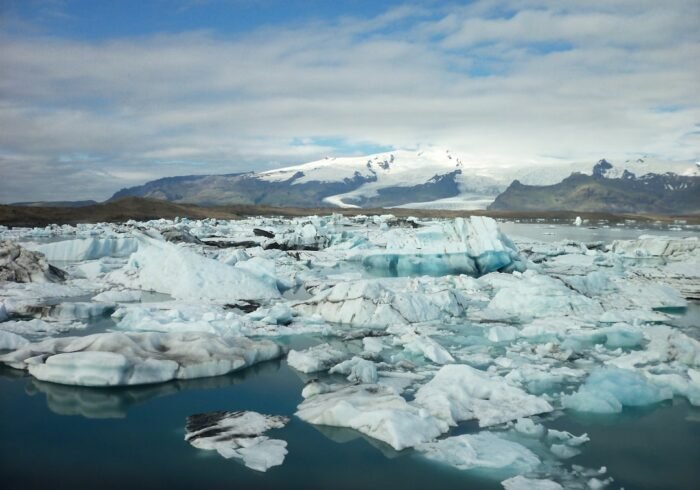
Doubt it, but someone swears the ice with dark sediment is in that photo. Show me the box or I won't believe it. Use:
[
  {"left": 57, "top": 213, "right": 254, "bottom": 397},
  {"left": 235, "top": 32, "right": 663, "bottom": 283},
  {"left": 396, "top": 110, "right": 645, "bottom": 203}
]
[
  {"left": 185, "top": 411, "right": 289, "bottom": 471},
  {"left": 0, "top": 332, "right": 284, "bottom": 386}
]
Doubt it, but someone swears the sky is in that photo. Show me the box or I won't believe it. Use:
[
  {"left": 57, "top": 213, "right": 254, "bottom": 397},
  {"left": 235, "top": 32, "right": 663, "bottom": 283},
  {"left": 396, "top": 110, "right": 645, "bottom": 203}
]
[{"left": 0, "top": 0, "right": 698, "bottom": 202}]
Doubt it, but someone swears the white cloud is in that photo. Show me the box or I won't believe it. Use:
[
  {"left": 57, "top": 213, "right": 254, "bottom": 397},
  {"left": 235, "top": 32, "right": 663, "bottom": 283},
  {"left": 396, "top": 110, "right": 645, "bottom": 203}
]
[{"left": 0, "top": 0, "right": 698, "bottom": 201}]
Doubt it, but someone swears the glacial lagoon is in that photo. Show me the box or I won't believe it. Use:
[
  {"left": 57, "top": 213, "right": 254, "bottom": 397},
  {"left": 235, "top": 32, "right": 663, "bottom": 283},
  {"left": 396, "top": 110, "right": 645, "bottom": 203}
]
[{"left": 1, "top": 218, "right": 699, "bottom": 489}]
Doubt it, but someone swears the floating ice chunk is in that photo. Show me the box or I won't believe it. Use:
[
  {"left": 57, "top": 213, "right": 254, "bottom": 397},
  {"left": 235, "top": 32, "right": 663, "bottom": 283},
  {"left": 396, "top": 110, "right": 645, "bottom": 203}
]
[
  {"left": 330, "top": 357, "right": 378, "bottom": 384},
  {"left": 301, "top": 380, "right": 331, "bottom": 399},
  {"left": 642, "top": 371, "right": 700, "bottom": 406},
  {"left": 395, "top": 331, "right": 454, "bottom": 364},
  {"left": 296, "top": 384, "right": 445, "bottom": 450},
  {"left": 92, "top": 289, "right": 143, "bottom": 303},
  {"left": 287, "top": 343, "right": 349, "bottom": 373},
  {"left": 610, "top": 236, "right": 698, "bottom": 259},
  {"left": 108, "top": 236, "right": 280, "bottom": 302},
  {"left": 487, "top": 326, "right": 520, "bottom": 343},
  {"left": 562, "top": 367, "right": 673, "bottom": 413},
  {"left": 574, "top": 216, "right": 582, "bottom": 227},
  {"left": 513, "top": 418, "right": 546, "bottom": 438},
  {"left": 362, "top": 336, "right": 386, "bottom": 354},
  {"left": 562, "top": 271, "right": 617, "bottom": 297},
  {"left": 417, "top": 433, "right": 540, "bottom": 473},
  {"left": 247, "top": 303, "right": 295, "bottom": 325},
  {"left": 0, "top": 241, "right": 66, "bottom": 283},
  {"left": 362, "top": 217, "right": 526, "bottom": 277},
  {"left": 49, "top": 302, "right": 115, "bottom": 321},
  {"left": 600, "top": 324, "right": 644, "bottom": 349},
  {"left": 295, "top": 278, "right": 466, "bottom": 326},
  {"left": 29, "top": 237, "right": 139, "bottom": 261},
  {"left": 185, "top": 411, "right": 289, "bottom": 472},
  {"left": 550, "top": 444, "right": 581, "bottom": 459},
  {"left": 414, "top": 364, "right": 553, "bottom": 428},
  {"left": 606, "top": 325, "right": 700, "bottom": 369},
  {"left": 0, "top": 331, "right": 283, "bottom": 386},
  {"left": 263, "top": 222, "right": 332, "bottom": 250},
  {"left": 0, "top": 330, "right": 29, "bottom": 350},
  {"left": 0, "top": 317, "right": 88, "bottom": 336},
  {"left": 502, "top": 475, "right": 563, "bottom": 490},
  {"left": 485, "top": 271, "right": 603, "bottom": 321}
]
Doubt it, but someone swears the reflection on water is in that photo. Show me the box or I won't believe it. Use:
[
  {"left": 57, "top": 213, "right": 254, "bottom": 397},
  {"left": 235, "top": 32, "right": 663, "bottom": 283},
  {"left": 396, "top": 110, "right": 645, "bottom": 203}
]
[{"left": 23, "top": 360, "right": 283, "bottom": 419}]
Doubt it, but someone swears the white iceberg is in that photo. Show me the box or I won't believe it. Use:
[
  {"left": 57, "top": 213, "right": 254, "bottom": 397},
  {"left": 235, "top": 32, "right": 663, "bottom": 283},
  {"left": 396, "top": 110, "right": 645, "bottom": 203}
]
[
  {"left": 295, "top": 277, "right": 467, "bottom": 326},
  {"left": 502, "top": 476, "right": 563, "bottom": 490},
  {"left": 0, "top": 331, "right": 283, "bottom": 386},
  {"left": 287, "top": 343, "right": 349, "bottom": 374},
  {"left": 417, "top": 433, "right": 540, "bottom": 473},
  {"left": 185, "top": 410, "right": 289, "bottom": 472},
  {"left": 562, "top": 367, "right": 673, "bottom": 413},
  {"left": 107, "top": 236, "right": 280, "bottom": 302},
  {"left": 296, "top": 384, "right": 445, "bottom": 450},
  {"left": 329, "top": 356, "right": 378, "bottom": 384},
  {"left": 414, "top": 364, "right": 553, "bottom": 427}
]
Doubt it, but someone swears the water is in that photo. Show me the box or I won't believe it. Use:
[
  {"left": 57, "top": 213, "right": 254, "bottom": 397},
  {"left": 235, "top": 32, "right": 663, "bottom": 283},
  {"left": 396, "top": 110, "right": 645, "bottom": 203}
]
[
  {"left": 499, "top": 222, "right": 699, "bottom": 243},
  {"left": 0, "top": 361, "right": 500, "bottom": 490}
]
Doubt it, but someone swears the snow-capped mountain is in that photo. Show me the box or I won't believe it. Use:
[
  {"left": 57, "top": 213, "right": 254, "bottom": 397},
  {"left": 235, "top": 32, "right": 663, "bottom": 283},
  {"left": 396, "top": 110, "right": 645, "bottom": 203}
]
[{"left": 111, "top": 148, "right": 699, "bottom": 210}]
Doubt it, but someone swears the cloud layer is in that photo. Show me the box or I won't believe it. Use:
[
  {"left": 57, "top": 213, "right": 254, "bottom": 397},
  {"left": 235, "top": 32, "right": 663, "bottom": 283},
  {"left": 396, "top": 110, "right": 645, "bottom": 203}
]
[{"left": 1, "top": 0, "right": 698, "bottom": 201}]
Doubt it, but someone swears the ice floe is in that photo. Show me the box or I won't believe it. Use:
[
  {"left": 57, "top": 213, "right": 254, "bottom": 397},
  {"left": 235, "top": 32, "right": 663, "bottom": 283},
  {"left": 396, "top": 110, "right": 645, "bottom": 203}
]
[
  {"left": 417, "top": 433, "right": 540, "bottom": 473},
  {"left": 185, "top": 410, "right": 289, "bottom": 471},
  {"left": 296, "top": 384, "right": 445, "bottom": 450},
  {"left": 0, "top": 332, "right": 284, "bottom": 386},
  {"left": 414, "top": 364, "right": 553, "bottom": 427}
]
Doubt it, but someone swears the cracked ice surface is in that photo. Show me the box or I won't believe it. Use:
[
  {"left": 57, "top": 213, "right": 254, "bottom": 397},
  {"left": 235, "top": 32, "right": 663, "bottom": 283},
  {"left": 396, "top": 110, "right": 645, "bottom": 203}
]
[{"left": 2, "top": 215, "right": 699, "bottom": 485}]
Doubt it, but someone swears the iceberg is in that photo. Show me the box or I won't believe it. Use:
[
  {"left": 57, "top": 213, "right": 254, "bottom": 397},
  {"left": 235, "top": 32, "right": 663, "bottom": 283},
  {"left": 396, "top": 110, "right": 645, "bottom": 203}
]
[
  {"left": 0, "top": 241, "right": 66, "bottom": 283},
  {"left": 414, "top": 364, "right": 553, "bottom": 427},
  {"left": 502, "top": 476, "right": 563, "bottom": 490},
  {"left": 329, "top": 356, "right": 378, "bottom": 384},
  {"left": 294, "top": 278, "right": 467, "bottom": 326},
  {"left": 296, "top": 384, "right": 445, "bottom": 450},
  {"left": 562, "top": 367, "right": 673, "bottom": 413},
  {"left": 362, "top": 217, "right": 526, "bottom": 277},
  {"left": 0, "top": 330, "right": 29, "bottom": 350},
  {"left": 29, "top": 236, "right": 139, "bottom": 261},
  {"left": 485, "top": 270, "right": 603, "bottom": 321},
  {"left": 0, "top": 331, "right": 284, "bottom": 386},
  {"left": 185, "top": 410, "right": 289, "bottom": 472},
  {"left": 417, "top": 433, "right": 540, "bottom": 473},
  {"left": 107, "top": 236, "right": 280, "bottom": 302},
  {"left": 287, "top": 343, "right": 349, "bottom": 374}
]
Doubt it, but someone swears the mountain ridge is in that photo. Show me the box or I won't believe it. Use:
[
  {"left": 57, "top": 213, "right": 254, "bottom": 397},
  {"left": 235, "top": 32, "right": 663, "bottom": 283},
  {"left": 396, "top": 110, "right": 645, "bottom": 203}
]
[{"left": 108, "top": 149, "right": 699, "bottom": 212}]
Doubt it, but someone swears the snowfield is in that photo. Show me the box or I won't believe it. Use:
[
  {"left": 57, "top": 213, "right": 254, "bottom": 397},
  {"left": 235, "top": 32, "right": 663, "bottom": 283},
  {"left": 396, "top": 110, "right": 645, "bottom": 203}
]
[{"left": 1, "top": 214, "right": 698, "bottom": 486}]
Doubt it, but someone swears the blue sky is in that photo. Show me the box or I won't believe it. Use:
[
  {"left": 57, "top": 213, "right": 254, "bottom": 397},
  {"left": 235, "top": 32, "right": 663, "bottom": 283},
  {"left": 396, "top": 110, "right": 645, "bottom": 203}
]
[{"left": 1, "top": 0, "right": 698, "bottom": 201}]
